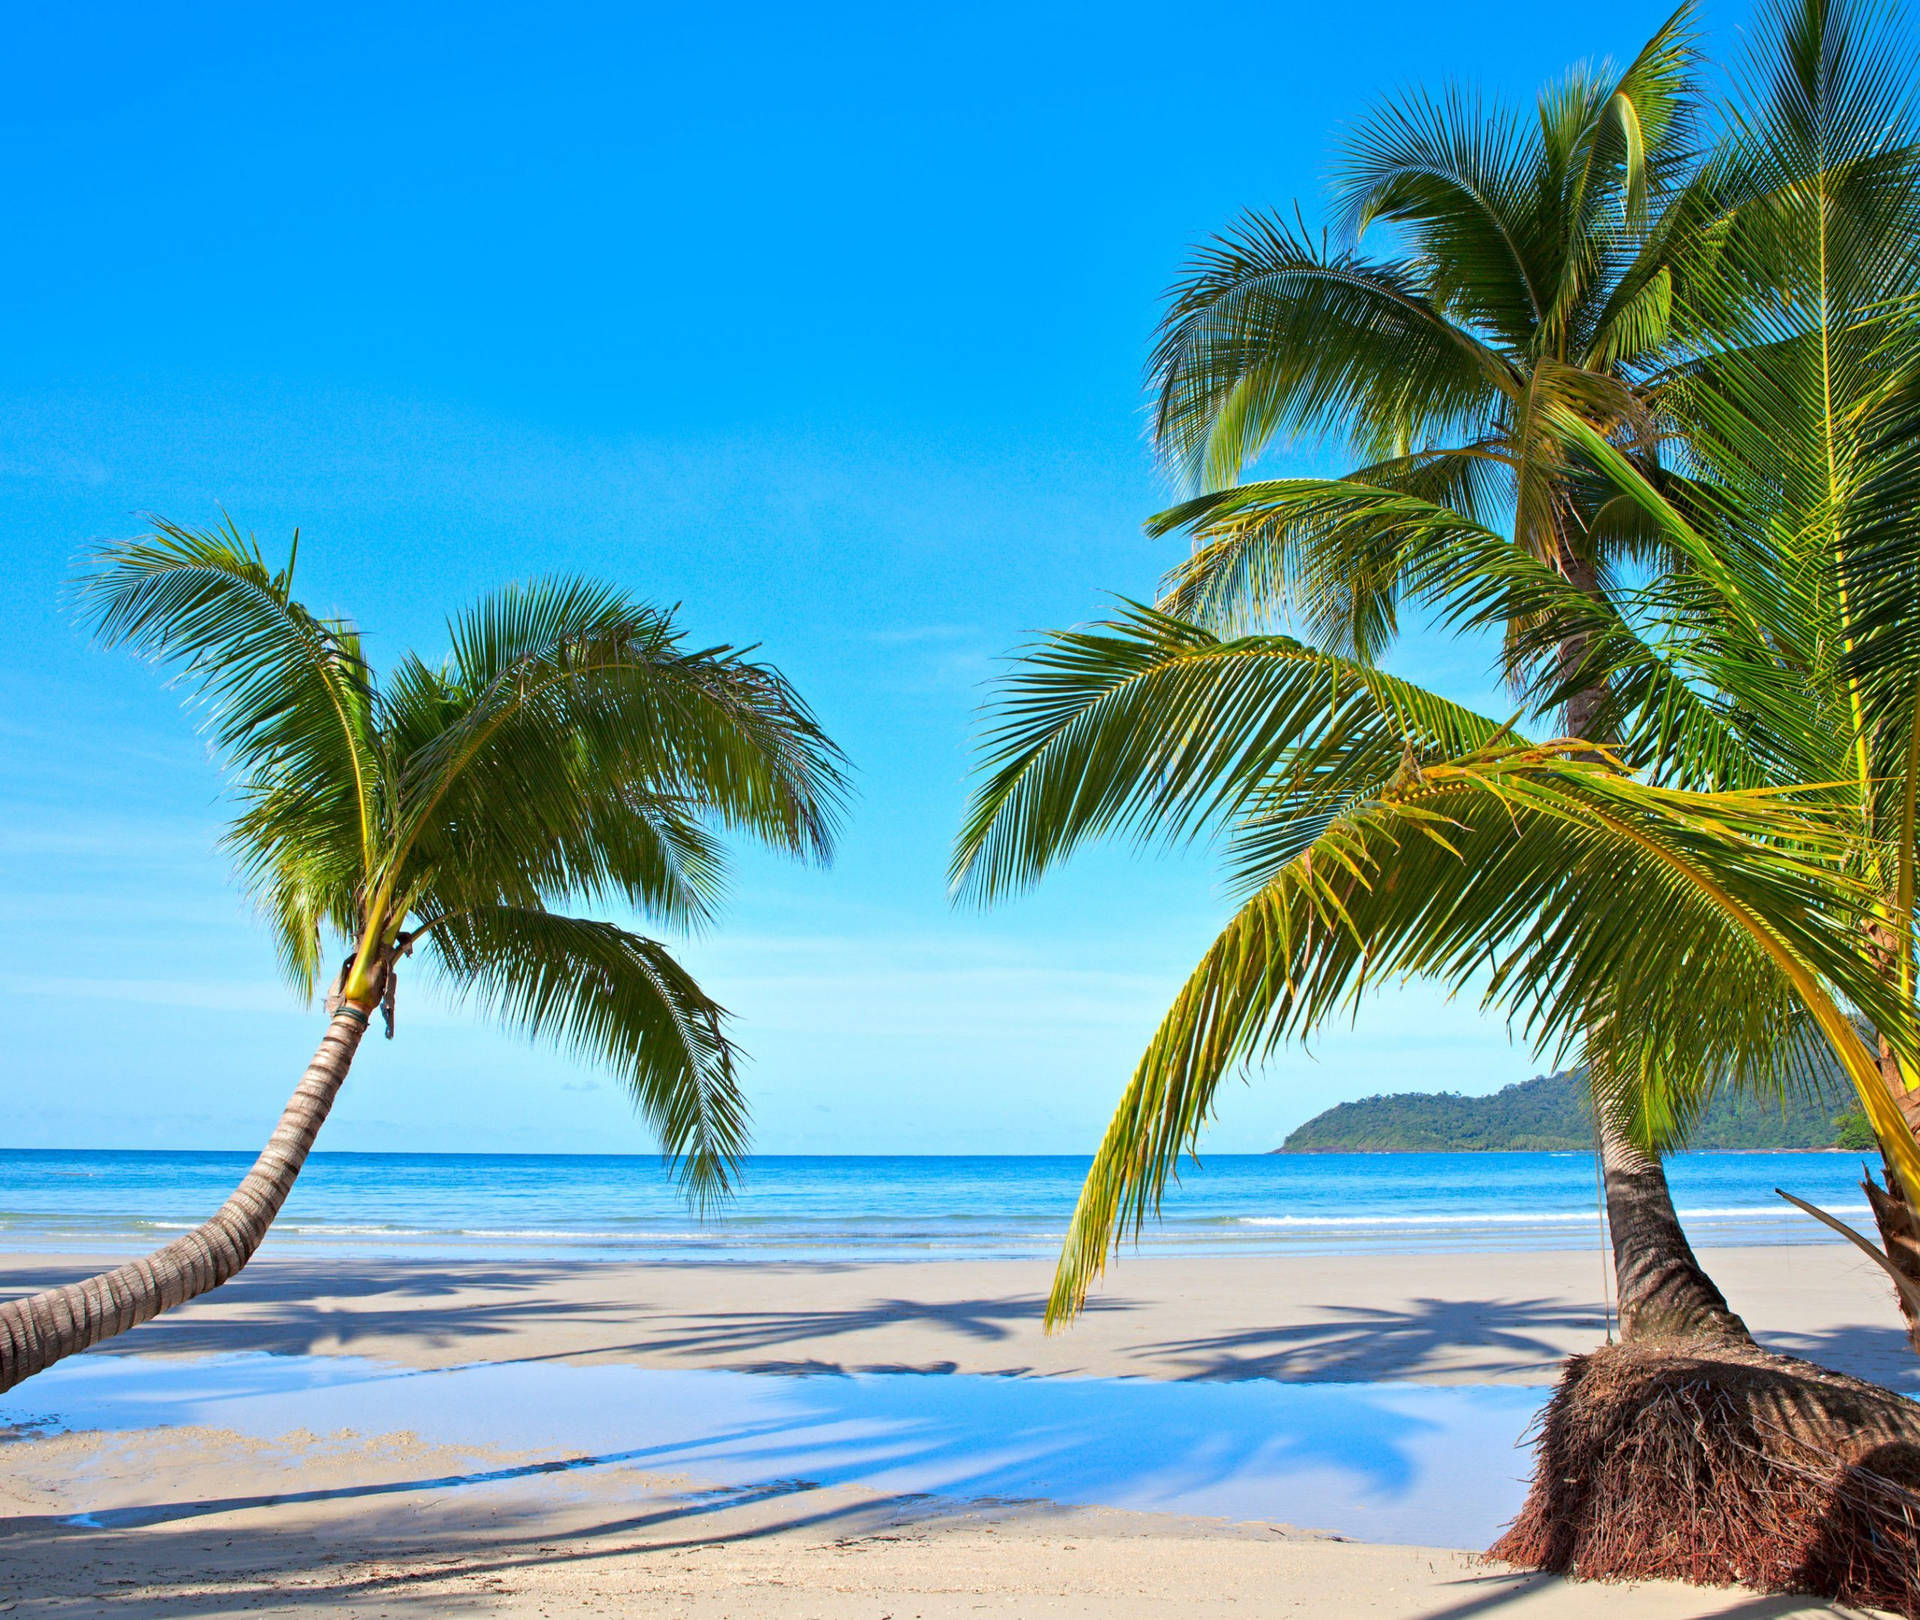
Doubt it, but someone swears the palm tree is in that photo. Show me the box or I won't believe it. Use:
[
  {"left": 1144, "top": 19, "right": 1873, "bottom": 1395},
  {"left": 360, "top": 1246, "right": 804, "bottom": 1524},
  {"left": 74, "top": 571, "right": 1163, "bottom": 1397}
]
[
  {"left": 1546, "top": 0, "right": 1920, "bottom": 1336},
  {"left": 0, "top": 520, "right": 845, "bottom": 1394},
  {"left": 1049, "top": 2, "right": 1739, "bottom": 1337},
  {"left": 950, "top": 605, "right": 1920, "bottom": 1325},
  {"left": 955, "top": 0, "right": 1920, "bottom": 1339}
]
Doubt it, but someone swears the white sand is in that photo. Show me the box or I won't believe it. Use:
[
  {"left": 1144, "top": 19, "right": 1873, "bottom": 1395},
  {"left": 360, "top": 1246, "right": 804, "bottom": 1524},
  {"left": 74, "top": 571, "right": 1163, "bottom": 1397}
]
[
  {"left": 0, "top": 1245, "right": 1908, "bottom": 1616},
  {"left": 2, "top": 1242, "right": 1909, "bottom": 1384}
]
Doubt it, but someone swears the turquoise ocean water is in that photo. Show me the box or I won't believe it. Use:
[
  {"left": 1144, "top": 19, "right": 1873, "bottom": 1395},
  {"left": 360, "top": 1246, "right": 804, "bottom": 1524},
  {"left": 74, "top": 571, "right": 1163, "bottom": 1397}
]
[{"left": 0, "top": 1148, "right": 1882, "bottom": 1261}]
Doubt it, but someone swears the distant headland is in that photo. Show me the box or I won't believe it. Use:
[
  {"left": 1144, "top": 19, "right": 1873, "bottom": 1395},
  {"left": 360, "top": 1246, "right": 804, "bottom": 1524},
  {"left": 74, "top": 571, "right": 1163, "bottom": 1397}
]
[{"left": 1276, "top": 1069, "right": 1876, "bottom": 1153}]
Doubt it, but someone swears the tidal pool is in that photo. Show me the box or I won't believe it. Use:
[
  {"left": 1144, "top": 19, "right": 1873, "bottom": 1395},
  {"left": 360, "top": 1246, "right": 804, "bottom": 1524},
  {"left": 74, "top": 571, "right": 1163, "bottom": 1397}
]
[{"left": 1, "top": 1350, "right": 1549, "bottom": 1547}]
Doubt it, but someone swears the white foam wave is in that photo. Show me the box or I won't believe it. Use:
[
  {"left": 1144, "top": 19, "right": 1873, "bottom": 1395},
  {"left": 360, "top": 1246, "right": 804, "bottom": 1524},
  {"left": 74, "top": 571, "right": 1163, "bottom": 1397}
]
[{"left": 1232, "top": 1204, "right": 1872, "bottom": 1228}]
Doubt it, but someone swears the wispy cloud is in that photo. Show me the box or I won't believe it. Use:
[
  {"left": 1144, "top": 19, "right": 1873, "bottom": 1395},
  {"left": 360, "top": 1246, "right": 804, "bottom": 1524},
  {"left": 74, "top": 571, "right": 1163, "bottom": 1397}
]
[
  {"left": 863, "top": 624, "right": 999, "bottom": 695},
  {"left": 0, "top": 820, "right": 217, "bottom": 861}
]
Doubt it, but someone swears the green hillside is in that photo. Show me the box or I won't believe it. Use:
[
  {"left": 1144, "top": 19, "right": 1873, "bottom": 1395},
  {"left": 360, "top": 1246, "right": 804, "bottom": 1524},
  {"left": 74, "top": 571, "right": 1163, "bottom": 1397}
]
[{"left": 1278, "top": 1068, "right": 1873, "bottom": 1153}]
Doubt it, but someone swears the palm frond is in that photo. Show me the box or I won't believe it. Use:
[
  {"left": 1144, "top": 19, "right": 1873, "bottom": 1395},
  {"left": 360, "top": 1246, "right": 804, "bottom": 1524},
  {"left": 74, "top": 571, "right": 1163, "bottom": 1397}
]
[
  {"left": 1046, "top": 750, "right": 1912, "bottom": 1320},
  {"left": 74, "top": 520, "right": 383, "bottom": 995},
  {"left": 950, "top": 605, "right": 1507, "bottom": 904},
  {"left": 384, "top": 580, "right": 846, "bottom": 922},
  {"left": 1333, "top": 84, "right": 1545, "bottom": 346},
  {"left": 429, "top": 907, "right": 748, "bottom": 1205},
  {"left": 1150, "top": 457, "right": 1507, "bottom": 650},
  {"left": 1148, "top": 215, "right": 1508, "bottom": 489},
  {"left": 1537, "top": 7, "right": 1702, "bottom": 348}
]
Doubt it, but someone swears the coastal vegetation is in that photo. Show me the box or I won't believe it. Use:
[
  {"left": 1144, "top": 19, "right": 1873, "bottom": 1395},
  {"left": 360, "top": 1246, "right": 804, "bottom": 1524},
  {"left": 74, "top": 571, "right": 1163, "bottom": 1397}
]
[
  {"left": 1543, "top": 7, "right": 1920, "bottom": 1332},
  {"left": 1280, "top": 1067, "right": 1863, "bottom": 1153},
  {"left": 957, "top": 0, "right": 1920, "bottom": 1335},
  {"left": 956, "top": 0, "right": 1920, "bottom": 1604},
  {"left": 962, "top": 2, "right": 1759, "bottom": 1344},
  {"left": 0, "top": 523, "right": 843, "bottom": 1393}
]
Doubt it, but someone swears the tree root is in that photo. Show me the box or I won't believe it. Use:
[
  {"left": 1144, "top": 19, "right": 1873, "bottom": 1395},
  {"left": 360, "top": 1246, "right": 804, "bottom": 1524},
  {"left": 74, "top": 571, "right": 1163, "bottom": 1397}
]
[{"left": 1489, "top": 1340, "right": 1920, "bottom": 1616}]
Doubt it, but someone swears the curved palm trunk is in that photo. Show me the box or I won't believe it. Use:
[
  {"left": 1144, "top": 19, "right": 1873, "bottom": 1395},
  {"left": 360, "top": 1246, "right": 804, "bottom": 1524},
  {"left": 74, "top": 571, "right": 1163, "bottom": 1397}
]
[
  {"left": 1600, "top": 1112, "right": 1751, "bottom": 1341},
  {"left": 1561, "top": 562, "right": 1750, "bottom": 1346},
  {"left": 0, "top": 1003, "right": 372, "bottom": 1394}
]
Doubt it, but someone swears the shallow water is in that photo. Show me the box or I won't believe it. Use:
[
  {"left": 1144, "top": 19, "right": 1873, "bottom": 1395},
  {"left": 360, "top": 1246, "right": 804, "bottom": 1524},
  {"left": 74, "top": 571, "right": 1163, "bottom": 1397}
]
[
  {"left": 0, "top": 1149, "right": 1878, "bottom": 1261},
  {"left": 0, "top": 1350, "right": 1550, "bottom": 1547}
]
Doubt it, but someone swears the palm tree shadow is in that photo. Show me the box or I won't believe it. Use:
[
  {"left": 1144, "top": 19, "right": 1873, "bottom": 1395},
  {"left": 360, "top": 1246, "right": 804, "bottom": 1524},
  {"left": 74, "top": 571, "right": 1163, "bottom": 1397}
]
[
  {"left": 0, "top": 1451, "right": 1839, "bottom": 1619},
  {"left": 3, "top": 1346, "right": 1480, "bottom": 1540},
  {"left": 1135, "top": 1296, "right": 1920, "bottom": 1388},
  {"left": 1414, "top": 1574, "right": 1838, "bottom": 1620},
  {"left": 0, "top": 1260, "right": 643, "bottom": 1360},
  {"left": 1, "top": 1259, "right": 1129, "bottom": 1376},
  {"left": 1750, "top": 1323, "right": 1920, "bottom": 1392},
  {"left": 0, "top": 1468, "right": 948, "bottom": 1614},
  {"left": 528, "top": 1292, "right": 1129, "bottom": 1373},
  {"left": 0, "top": 1370, "right": 1441, "bottom": 1613},
  {"left": 1138, "top": 1296, "right": 1606, "bottom": 1382}
]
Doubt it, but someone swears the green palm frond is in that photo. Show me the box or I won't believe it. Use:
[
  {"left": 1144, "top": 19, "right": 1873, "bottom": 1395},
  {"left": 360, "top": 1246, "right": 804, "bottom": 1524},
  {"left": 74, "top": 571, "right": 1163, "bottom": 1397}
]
[
  {"left": 1334, "top": 84, "right": 1545, "bottom": 345},
  {"left": 1538, "top": 8, "right": 1702, "bottom": 344},
  {"left": 1149, "top": 216, "right": 1508, "bottom": 490},
  {"left": 427, "top": 908, "right": 748, "bottom": 1205},
  {"left": 1840, "top": 379, "right": 1920, "bottom": 822},
  {"left": 82, "top": 529, "right": 844, "bottom": 1207},
  {"left": 74, "top": 519, "right": 391, "bottom": 1000},
  {"left": 1146, "top": 468, "right": 1774, "bottom": 794},
  {"left": 1583, "top": 997, "right": 1838, "bottom": 1156},
  {"left": 950, "top": 605, "right": 1506, "bottom": 904},
  {"left": 1044, "top": 745, "right": 1911, "bottom": 1321},
  {"left": 408, "top": 579, "right": 846, "bottom": 877},
  {"left": 1151, "top": 466, "right": 1621, "bottom": 655},
  {"left": 1150, "top": 463, "right": 1510, "bottom": 649}
]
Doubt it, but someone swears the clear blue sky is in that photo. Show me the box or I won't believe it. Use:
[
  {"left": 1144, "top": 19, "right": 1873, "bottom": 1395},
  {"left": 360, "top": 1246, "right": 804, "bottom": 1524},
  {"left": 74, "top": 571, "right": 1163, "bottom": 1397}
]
[{"left": 3, "top": 0, "right": 1708, "bottom": 1154}]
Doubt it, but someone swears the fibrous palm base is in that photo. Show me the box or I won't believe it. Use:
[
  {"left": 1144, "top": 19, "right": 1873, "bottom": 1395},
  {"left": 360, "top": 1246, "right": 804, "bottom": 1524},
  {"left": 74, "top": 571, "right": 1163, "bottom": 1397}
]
[{"left": 1489, "top": 1340, "right": 1920, "bottom": 1617}]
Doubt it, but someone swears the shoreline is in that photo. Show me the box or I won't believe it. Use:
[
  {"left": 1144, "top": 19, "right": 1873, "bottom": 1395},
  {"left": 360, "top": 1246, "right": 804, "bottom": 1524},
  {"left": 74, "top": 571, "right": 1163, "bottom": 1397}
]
[
  {"left": 2, "top": 1147, "right": 1874, "bottom": 1265},
  {"left": 1271, "top": 1144, "right": 1866, "bottom": 1153}
]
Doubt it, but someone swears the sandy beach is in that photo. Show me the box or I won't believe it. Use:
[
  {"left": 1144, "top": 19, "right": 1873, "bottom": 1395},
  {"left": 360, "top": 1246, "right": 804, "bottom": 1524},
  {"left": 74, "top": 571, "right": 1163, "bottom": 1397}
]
[
  {"left": 0, "top": 1244, "right": 1911, "bottom": 1385},
  {"left": 2, "top": 1244, "right": 1909, "bottom": 1616}
]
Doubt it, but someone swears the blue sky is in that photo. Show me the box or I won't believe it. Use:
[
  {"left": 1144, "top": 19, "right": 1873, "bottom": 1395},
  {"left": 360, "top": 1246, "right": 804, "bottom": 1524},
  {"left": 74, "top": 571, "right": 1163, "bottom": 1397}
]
[{"left": 3, "top": 0, "right": 1704, "bottom": 1155}]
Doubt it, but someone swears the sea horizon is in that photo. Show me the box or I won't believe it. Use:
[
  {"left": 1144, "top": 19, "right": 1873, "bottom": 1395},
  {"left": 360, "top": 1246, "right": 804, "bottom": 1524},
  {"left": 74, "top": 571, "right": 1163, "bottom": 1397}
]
[
  {"left": 0, "top": 1146, "right": 1878, "bottom": 1264},
  {"left": 0, "top": 1145, "right": 1874, "bottom": 1158}
]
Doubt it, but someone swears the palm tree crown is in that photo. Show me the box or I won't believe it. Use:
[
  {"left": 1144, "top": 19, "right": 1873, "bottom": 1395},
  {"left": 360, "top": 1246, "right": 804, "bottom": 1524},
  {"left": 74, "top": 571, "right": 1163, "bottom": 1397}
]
[
  {"left": 952, "top": 605, "right": 1917, "bottom": 1319},
  {"left": 1147, "top": 4, "right": 1701, "bottom": 667},
  {"left": 81, "top": 519, "right": 847, "bottom": 1198},
  {"left": 953, "top": 0, "right": 1920, "bottom": 1327}
]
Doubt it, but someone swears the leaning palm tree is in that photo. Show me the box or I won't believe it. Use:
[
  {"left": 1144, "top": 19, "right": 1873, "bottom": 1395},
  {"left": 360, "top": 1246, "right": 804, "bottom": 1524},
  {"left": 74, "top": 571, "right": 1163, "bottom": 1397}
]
[
  {"left": 1111, "top": 0, "right": 1920, "bottom": 1339},
  {"left": 1546, "top": 0, "right": 1920, "bottom": 1336},
  {"left": 951, "top": 604, "right": 1920, "bottom": 1328},
  {"left": 1127, "top": 3, "right": 1747, "bottom": 1339},
  {"left": 0, "top": 520, "right": 845, "bottom": 1394}
]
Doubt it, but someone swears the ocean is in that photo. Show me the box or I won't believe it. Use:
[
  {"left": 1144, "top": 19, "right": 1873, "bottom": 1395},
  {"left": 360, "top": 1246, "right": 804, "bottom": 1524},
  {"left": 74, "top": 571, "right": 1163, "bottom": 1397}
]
[{"left": 0, "top": 1148, "right": 1884, "bottom": 1262}]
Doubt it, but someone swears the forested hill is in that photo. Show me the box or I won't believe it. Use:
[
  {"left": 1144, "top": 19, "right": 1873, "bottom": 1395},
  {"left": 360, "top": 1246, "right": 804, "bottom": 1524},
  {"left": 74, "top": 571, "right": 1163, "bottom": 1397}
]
[{"left": 1277, "top": 1068, "right": 1872, "bottom": 1153}]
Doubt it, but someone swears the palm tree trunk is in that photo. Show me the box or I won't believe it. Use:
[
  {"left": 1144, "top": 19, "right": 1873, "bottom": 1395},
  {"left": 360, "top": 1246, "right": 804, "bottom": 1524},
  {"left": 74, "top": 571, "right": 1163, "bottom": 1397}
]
[
  {"left": 1599, "top": 1111, "right": 1751, "bottom": 1342},
  {"left": 0, "top": 1002, "right": 372, "bottom": 1394},
  {"left": 1558, "top": 558, "right": 1749, "bottom": 1345}
]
